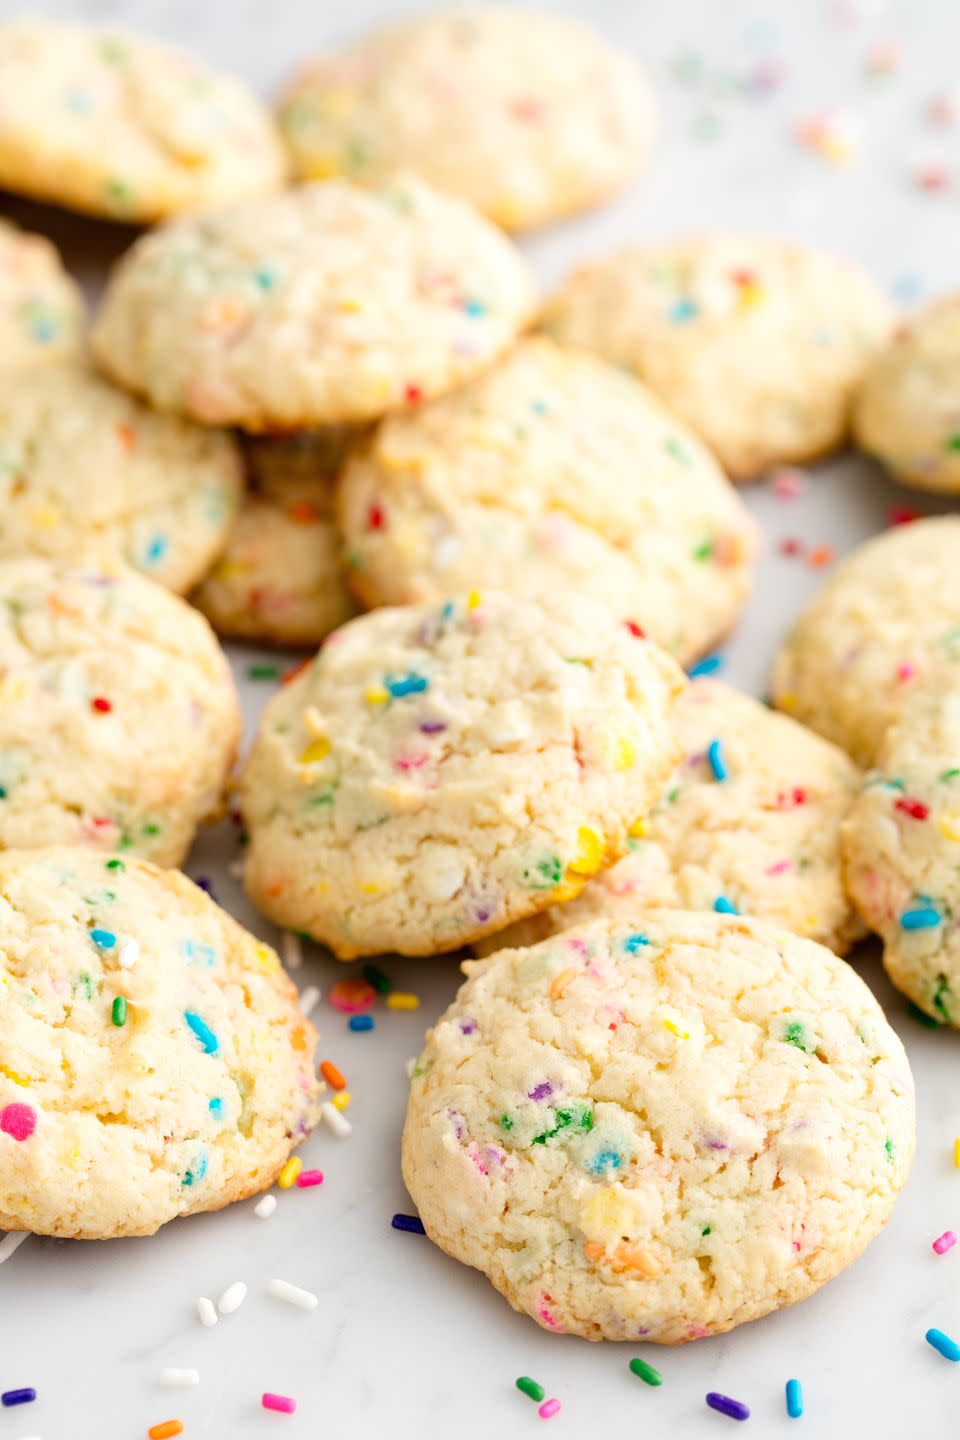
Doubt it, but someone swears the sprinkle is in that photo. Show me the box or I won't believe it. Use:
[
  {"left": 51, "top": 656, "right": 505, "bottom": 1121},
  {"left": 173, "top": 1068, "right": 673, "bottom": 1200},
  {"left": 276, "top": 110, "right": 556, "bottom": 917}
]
[
  {"left": 386, "top": 992, "right": 420, "bottom": 1011},
  {"left": 516, "top": 1377, "right": 545, "bottom": 1402},
  {"left": 278, "top": 1156, "right": 302, "bottom": 1189},
  {"left": 362, "top": 963, "right": 392, "bottom": 994},
  {"left": 1, "top": 1388, "right": 36, "bottom": 1406},
  {"left": 714, "top": 897, "right": 738, "bottom": 915},
  {"left": 623, "top": 933, "right": 651, "bottom": 954},
  {"left": 392, "top": 1213, "right": 425, "bottom": 1234},
  {"left": 629, "top": 1357, "right": 663, "bottom": 1386},
  {"left": 281, "top": 932, "right": 303, "bottom": 971},
  {"left": 196, "top": 1296, "right": 217, "bottom": 1328},
  {"left": 538, "top": 1399, "right": 561, "bottom": 1420},
  {"left": 254, "top": 1194, "right": 277, "bottom": 1219},
  {"left": 896, "top": 797, "right": 930, "bottom": 821},
  {"left": 160, "top": 1370, "right": 199, "bottom": 1389},
  {"left": 91, "top": 696, "right": 112, "bottom": 714},
  {"left": 216, "top": 1280, "right": 247, "bottom": 1316},
  {"left": 148, "top": 1423, "right": 184, "bottom": 1440},
  {"left": 331, "top": 1092, "right": 351, "bottom": 1111},
  {"left": 184, "top": 1011, "right": 219, "bottom": 1055},
  {"left": 248, "top": 663, "right": 281, "bottom": 680},
  {"left": 807, "top": 544, "right": 835, "bottom": 570},
  {"left": 268, "top": 1278, "right": 319, "bottom": 1311},
  {"left": 90, "top": 928, "right": 116, "bottom": 949},
  {"left": 349, "top": 1014, "right": 374, "bottom": 1032},
  {"left": 0, "top": 1231, "right": 30, "bottom": 1264},
  {"left": 933, "top": 1231, "right": 957, "bottom": 1255},
  {"left": 954, "top": 1138, "right": 960, "bottom": 1169},
  {"left": 329, "top": 978, "right": 376, "bottom": 1013},
  {"left": 384, "top": 671, "right": 429, "bottom": 698},
  {"left": 298, "top": 985, "right": 321, "bottom": 1016},
  {"left": 624, "top": 619, "right": 646, "bottom": 638},
  {"left": 297, "top": 1169, "right": 324, "bottom": 1188},
  {"left": 706, "top": 739, "right": 728, "bottom": 781},
  {"left": 0, "top": 1103, "right": 36, "bottom": 1141},
  {"left": 900, "top": 906, "right": 941, "bottom": 930},
  {"left": 320, "top": 1060, "right": 346, "bottom": 1090},
  {"left": 262, "top": 1394, "right": 296, "bottom": 1415},
  {"left": 926, "top": 1327, "right": 960, "bottom": 1361},
  {"left": 111, "top": 995, "right": 127, "bottom": 1027},
  {"left": 688, "top": 654, "right": 723, "bottom": 678},
  {"left": 706, "top": 1392, "right": 750, "bottom": 1420},
  {"left": 118, "top": 938, "right": 139, "bottom": 969},
  {"left": 321, "top": 1101, "right": 352, "bottom": 1137},
  {"left": 299, "top": 737, "right": 331, "bottom": 765},
  {"left": 785, "top": 1379, "right": 803, "bottom": 1418}
]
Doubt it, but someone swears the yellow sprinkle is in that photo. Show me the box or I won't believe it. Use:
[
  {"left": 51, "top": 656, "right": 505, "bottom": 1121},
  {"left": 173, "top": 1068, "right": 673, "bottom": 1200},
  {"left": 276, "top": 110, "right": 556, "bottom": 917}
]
[
  {"left": 387, "top": 992, "right": 420, "bottom": 1012},
  {"left": 627, "top": 816, "right": 647, "bottom": 838},
  {"left": 954, "top": 1138, "right": 960, "bottom": 1169},
  {"left": 549, "top": 968, "right": 576, "bottom": 1001},
  {"left": 467, "top": 590, "right": 482, "bottom": 611},
  {"left": 777, "top": 692, "right": 798, "bottom": 712},
  {"left": 360, "top": 881, "right": 382, "bottom": 896},
  {"left": 299, "top": 736, "right": 331, "bottom": 764},
  {"left": 940, "top": 814, "right": 960, "bottom": 843},
  {"left": 332, "top": 1091, "right": 351, "bottom": 1111},
  {"left": 549, "top": 877, "right": 588, "bottom": 904},
  {"left": 663, "top": 1017, "right": 690, "bottom": 1039},
  {"left": 0, "top": 1062, "right": 30, "bottom": 1086},
  {"left": 614, "top": 736, "right": 637, "bottom": 771},
  {"left": 254, "top": 944, "right": 280, "bottom": 974},
  {"left": 365, "top": 686, "right": 389, "bottom": 706},
  {"left": 278, "top": 1156, "right": 302, "bottom": 1189},
  {"left": 737, "top": 280, "right": 765, "bottom": 309},
  {"left": 29, "top": 505, "right": 60, "bottom": 529},
  {"left": 567, "top": 826, "right": 605, "bottom": 877}
]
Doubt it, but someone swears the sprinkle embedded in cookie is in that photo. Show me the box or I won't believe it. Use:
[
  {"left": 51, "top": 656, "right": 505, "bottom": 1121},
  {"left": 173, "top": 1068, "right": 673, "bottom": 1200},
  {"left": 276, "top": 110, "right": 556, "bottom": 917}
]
[{"left": 0, "top": 219, "right": 84, "bottom": 367}]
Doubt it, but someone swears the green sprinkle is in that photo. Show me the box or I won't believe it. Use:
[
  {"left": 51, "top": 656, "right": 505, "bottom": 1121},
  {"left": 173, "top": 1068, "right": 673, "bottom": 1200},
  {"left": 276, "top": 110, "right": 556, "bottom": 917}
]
[
  {"left": 111, "top": 995, "right": 127, "bottom": 1027},
  {"left": 692, "top": 536, "right": 715, "bottom": 562},
  {"left": 105, "top": 858, "right": 125, "bottom": 872},
  {"left": 521, "top": 854, "right": 563, "bottom": 889},
  {"left": 499, "top": 1113, "right": 514, "bottom": 1131},
  {"left": 76, "top": 972, "right": 95, "bottom": 1000},
  {"left": 516, "top": 1377, "right": 545, "bottom": 1402},
  {"left": 665, "top": 435, "right": 693, "bottom": 466},
  {"left": 947, "top": 434, "right": 960, "bottom": 453},
  {"left": 629, "top": 1357, "right": 663, "bottom": 1386},
  {"left": 885, "top": 1138, "right": 895, "bottom": 1162},
  {"left": 782, "top": 1020, "right": 816, "bottom": 1053},
  {"left": 142, "top": 822, "right": 161, "bottom": 837},
  {"left": 701, "top": 1225, "right": 712, "bottom": 1236},
  {"left": 248, "top": 663, "right": 281, "bottom": 680},
  {"left": 532, "top": 1105, "right": 593, "bottom": 1145},
  {"left": 941, "top": 768, "right": 960, "bottom": 783},
  {"left": 907, "top": 1000, "right": 942, "bottom": 1029},
  {"left": 362, "top": 963, "right": 392, "bottom": 994}
]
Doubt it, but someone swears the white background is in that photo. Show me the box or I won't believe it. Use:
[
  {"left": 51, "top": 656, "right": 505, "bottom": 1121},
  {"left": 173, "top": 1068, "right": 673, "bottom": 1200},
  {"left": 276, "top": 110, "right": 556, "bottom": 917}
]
[{"left": 1, "top": 1, "right": 960, "bottom": 1437}]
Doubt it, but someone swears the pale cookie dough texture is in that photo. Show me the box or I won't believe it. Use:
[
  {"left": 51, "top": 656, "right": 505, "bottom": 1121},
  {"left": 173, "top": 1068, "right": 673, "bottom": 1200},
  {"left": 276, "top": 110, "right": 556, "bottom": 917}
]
[
  {"left": 241, "top": 593, "right": 685, "bottom": 958},
  {"left": 403, "top": 910, "right": 915, "bottom": 1343},
  {"left": 542, "top": 236, "right": 894, "bottom": 479},
  {"left": 193, "top": 430, "right": 358, "bottom": 646},
  {"left": 0, "top": 219, "right": 85, "bottom": 367},
  {"left": 772, "top": 517, "right": 960, "bottom": 766},
  {"left": 278, "top": 7, "right": 655, "bottom": 232},
  {"left": 844, "top": 679, "right": 960, "bottom": 1025},
  {"left": 0, "top": 848, "right": 320, "bottom": 1239},
  {"left": 91, "top": 175, "right": 538, "bottom": 431},
  {"left": 0, "top": 18, "right": 287, "bottom": 222},
  {"left": 339, "top": 339, "right": 757, "bottom": 665},
  {"left": 854, "top": 297, "right": 960, "bottom": 493},
  {"left": 478, "top": 679, "right": 864, "bottom": 957},
  {"left": 0, "top": 364, "right": 242, "bottom": 593},
  {"left": 0, "top": 558, "right": 240, "bottom": 867}
]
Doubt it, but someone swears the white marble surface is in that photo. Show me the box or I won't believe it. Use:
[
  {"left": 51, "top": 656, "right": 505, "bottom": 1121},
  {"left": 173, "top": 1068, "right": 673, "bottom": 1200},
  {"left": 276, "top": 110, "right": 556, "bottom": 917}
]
[{"left": 2, "top": 2, "right": 960, "bottom": 1437}]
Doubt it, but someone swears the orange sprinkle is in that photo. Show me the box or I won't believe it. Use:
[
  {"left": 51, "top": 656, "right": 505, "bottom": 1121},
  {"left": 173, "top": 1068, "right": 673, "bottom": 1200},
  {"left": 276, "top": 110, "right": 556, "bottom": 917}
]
[
  {"left": 583, "top": 1241, "right": 605, "bottom": 1262},
  {"left": 807, "top": 544, "right": 836, "bottom": 570},
  {"left": 320, "top": 1060, "right": 346, "bottom": 1091},
  {"left": 264, "top": 879, "right": 286, "bottom": 898},
  {"left": 116, "top": 422, "right": 137, "bottom": 450},
  {"left": 288, "top": 500, "right": 319, "bottom": 524},
  {"left": 148, "top": 1423, "right": 184, "bottom": 1440},
  {"left": 549, "top": 968, "right": 576, "bottom": 1001}
]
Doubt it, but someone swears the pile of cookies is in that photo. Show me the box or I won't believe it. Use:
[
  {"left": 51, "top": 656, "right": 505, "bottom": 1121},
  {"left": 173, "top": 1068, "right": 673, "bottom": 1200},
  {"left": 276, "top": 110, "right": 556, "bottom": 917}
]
[{"left": 6, "top": 4, "right": 960, "bottom": 1354}]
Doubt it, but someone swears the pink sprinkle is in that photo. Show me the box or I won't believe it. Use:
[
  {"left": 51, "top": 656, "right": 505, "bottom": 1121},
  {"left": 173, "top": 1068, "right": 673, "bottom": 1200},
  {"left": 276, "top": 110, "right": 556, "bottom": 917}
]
[
  {"left": 262, "top": 1393, "right": 296, "bottom": 1415},
  {"left": 539, "top": 1399, "right": 561, "bottom": 1420},
  {"left": 296, "top": 1169, "right": 324, "bottom": 1189},
  {"left": 896, "top": 662, "right": 918, "bottom": 683},
  {"left": 765, "top": 859, "right": 794, "bottom": 876},
  {"left": 0, "top": 1103, "right": 37, "bottom": 1142},
  {"left": 771, "top": 467, "right": 806, "bottom": 500},
  {"left": 394, "top": 753, "right": 429, "bottom": 772},
  {"left": 933, "top": 1230, "right": 957, "bottom": 1255}
]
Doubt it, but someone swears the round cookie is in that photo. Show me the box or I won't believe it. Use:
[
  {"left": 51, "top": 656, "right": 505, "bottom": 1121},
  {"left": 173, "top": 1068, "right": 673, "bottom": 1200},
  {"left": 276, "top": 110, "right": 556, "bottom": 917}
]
[
  {"left": 0, "top": 219, "right": 84, "bottom": 367},
  {"left": 278, "top": 7, "right": 655, "bottom": 232},
  {"left": 91, "top": 175, "right": 538, "bottom": 431},
  {"left": 0, "top": 847, "right": 320, "bottom": 1239},
  {"left": 0, "top": 364, "right": 242, "bottom": 593},
  {"left": 403, "top": 910, "right": 915, "bottom": 1343},
  {"left": 854, "top": 297, "right": 960, "bottom": 493},
  {"left": 193, "top": 431, "right": 358, "bottom": 646},
  {"left": 772, "top": 517, "right": 960, "bottom": 766},
  {"left": 542, "top": 236, "right": 894, "bottom": 479},
  {"left": 477, "top": 679, "right": 864, "bottom": 957},
  {"left": 338, "top": 339, "right": 758, "bottom": 665},
  {"left": 240, "top": 592, "right": 685, "bottom": 958},
  {"left": 0, "top": 558, "right": 240, "bottom": 867},
  {"left": 844, "top": 678, "right": 960, "bottom": 1024},
  {"left": 0, "top": 18, "right": 286, "bottom": 222}
]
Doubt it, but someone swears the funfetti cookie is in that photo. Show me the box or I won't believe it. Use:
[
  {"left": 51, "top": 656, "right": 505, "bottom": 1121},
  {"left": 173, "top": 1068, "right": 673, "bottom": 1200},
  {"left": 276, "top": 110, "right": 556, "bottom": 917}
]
[
  {"left": 477, "top": 679, "right": 864, "bottom": 957},
  {"left": 542, "top": 236, "right": 894, "bottom": 479},
  {"left": 240, "top": 593, "right": 685, "bottom": 958},
  {"left": 854, "top": 297, "right": 960, "bottom": 493},
  {"left": 0, "top": 364, "right": 242, "bottom": 593},
  {"left": 91, "top": 176, "right": 538, "bottom": 431},
  {"left": 0, "top": 219, "right": 84, "bottom": 367},
  {"left": 0, "top": 18, "right": 287, "bottom": 222},
  {"left": 0, "top": 847, "right": 319, "bottom": 1239},
  {"left": 772, "top": 517, "right": 960, "bottom": 766},
  {"left": 278, "top": 7, "right": 655, "bottom": 232},
  {"left": 403, "top": 910, "right": 915, "bottom": 1343},
  {"left": 338, "top": 339, "right": 758, "bottom": 666},
  {"left": 193, "top": 430, "right": 359, "bottom": 647},
  {"left": 0, "top": 558, "right": 240, "bottom": 867}
]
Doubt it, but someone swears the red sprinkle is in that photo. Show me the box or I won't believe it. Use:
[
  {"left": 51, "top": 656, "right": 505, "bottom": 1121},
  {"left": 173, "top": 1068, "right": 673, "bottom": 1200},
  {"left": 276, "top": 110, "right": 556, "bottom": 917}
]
[
  {"left": 776, "top": 787, "right": 807, "bottom": 809},
  {"left": 328, "top": 978, "right": 376, "bottom": 1014},
  {"left": 624, "top": 619, "right": 646, "bottom": 638},
  {"left": 896, "top": 797, "right": 930, "bottom": 821},
  {"left": 779, "top": 537, "right": 804, "bottom": 556},
  {"left": 91, "top": 696, "right": 112, "bottom": 714},
  {"left": 889, "top": 504, "right": 920, "bottom": 526},
  {"left": 367, "top": 503, "right": 386, "bottom": 531},
  {"left": 404, "top": 383, "right": 423, "bottom": 405}
]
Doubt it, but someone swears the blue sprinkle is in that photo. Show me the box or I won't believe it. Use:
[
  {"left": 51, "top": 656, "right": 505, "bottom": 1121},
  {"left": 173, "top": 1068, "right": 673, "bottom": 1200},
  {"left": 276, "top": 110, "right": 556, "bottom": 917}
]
[
  {"left": 688, "top": 653, "right": 723, "bottom": 679},
  {"left": 145, "top": 535, "right": 168, "bottom": 565},
  {"left": 927, "top": 1327, "right": 960, "bottom": 1362},
  {"left": 440, "top": 601, "right": 455, "bottom": 623},
  {"left": 184, "top": 1010, "right": 219, "bottom": 1056},
  {"left": 89, "top": 928, "right": 116, "bottom": 949},
  {"left": 1, "top": 1388, "right": 36, "bottom": 1407},
  {"left": 392, "top": 1213, "right": 426, "bottom": 1234},
  {"left": 588, "top": 1150, "right": 623, "bottom": 1174},
  {"left": 463, "top": 298, "right": 487, "bottom": 318},
  {"left": 208, "top": 1097, "right": 223, "bottom": 1117},
  {"left": 183, "top": 1149, "right": 208, "bottom": 1188},
  {"left": 901, "top": 906, "right": 942, "bottom": 931},
  {"left": 349, "top": 1014, "right": 375, "bottom": 1032},
  {"left": 785, "top": 1379, "right": 803, "bottom": 1419},
  {"left": 706, "top": 738, "right": 728, "bottom": 781},
  {"left": 714, "top": 896, "right": 738, "bottom": 915},
  {"left": 182, "top": 938, "right": 217, "bottom": 967},
  {"left": 623, "top": 933, "right": 651, "bottom": 954},
  {"left": 385, "top": 671, "right": 429, "bottom": 699},
  {"left": 669, "top": 297, "right": 699, "bottom": 323}
]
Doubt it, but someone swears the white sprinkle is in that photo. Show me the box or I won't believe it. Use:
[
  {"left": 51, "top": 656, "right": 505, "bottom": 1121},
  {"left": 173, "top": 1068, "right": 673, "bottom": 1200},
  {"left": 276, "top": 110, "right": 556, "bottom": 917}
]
[
  {"left": 196, "top": 1296, "right": 218, "bottom": 1328},
  {"left": 118, "top": 937, "right": 139, "bottom": 969},
  {"left": 268, "top": 1278, "right": 319, "bottom": 1311},
  {"left": 298, "top": 984, "right": 321, "bottom": 1017},
  {"left": 0, "top": 1231, "right": 29, "bottom": 1265},
  {"left": 254, "top": 1194, "right": 277, "bottom": 1220},
  {"left": 161, "top": 1368, "right": 200, "bottom": 1388},
  {"left": 217, "top": 1280, "right": 247, "bottom": 1316},
  {"left": 282, "top": 932, "right": 303, "bottom": 970},
  {"left": 404, "top": 1057, "right": 417, "bottom": 1079},
  {"left": 228, "top": 859, "right": 244, "bottom": 878},
  {"left": 321, "top": 1101, "right": 352, "bottom": 1138}
]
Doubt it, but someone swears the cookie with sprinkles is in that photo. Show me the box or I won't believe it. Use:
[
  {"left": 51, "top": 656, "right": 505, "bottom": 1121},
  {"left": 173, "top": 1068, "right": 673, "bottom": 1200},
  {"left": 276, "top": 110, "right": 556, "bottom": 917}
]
[
  {"left": 0, "top": 18, "right": 286, "bottom": 221},
  {"left": 844, "top": 678, "right": 960, "bottom": 1024},
  {"left": 192, "top": 430, "right": 360, "bottom": 646},
  {"left": 338, "top": 339, "right": 757, "bottom": 666},
  {"left": 0, "top": 558, "right": 240, "bottom": 866},
  {"left": 0, "top": 364, "right": 242, "bottom": 593},
  {"left": 240, "top": 592, "right": 684, "bottom": 957},
  {"left": 403, "top": 910, "right": 915, "bottom": 1342},
  {"left": 278, "top": 7, "right": 655, "bottom": 232},
  {"left": 0, "top": 219, "right": 84, "bottom": 367},
  {"left": 542, "top": 236, "right": 894, "bottom": 479},
  {"left": 476, "top": 679, "right": 864, "bottom": 957},
  {"left": 772, "top": 516, "right": 960, "bottom": 765},
  {"left": 854, "top": 297, "right": 960, "bottom": 493},
  {"left": 0, "top": 847, "right": 319, "bottom": 1239},
  {"left": 91, "top": 175, "right": 537, "bottom": 430}
]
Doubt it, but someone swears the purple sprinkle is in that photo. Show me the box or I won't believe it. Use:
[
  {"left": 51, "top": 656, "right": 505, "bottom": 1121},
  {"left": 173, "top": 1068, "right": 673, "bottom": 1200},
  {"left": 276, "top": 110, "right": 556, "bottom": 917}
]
[
  {"left": 419, "top": 720, "right": 447, "bottom": 734},
  {"left": 528, "top": 1082, "right": 554, "bottom": 1102},
  {"left": 392, "top": 1213, "right": 426, "bottom": 1235},
  {"left": 706, "top": 1392, "right": 750, "bottom": 1422},
  {"left": 446, "top": 1108, "right": 466, "bottom": 1140},
  {"left": 459, "top": 1018, "right": 478, "bottom": 1035},
  {"left": 193, "top": 876, "right": 215, "bottom": 898},
  {"left": 705, "top": 1137, "right": 728, "bottom": 1151}
]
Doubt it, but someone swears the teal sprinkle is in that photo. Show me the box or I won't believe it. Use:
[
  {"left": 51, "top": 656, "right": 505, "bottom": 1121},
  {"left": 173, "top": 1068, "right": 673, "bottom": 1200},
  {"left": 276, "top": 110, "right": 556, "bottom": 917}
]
[
  {"left": 182, "top": 939, "right": 217, "bottom": 967},
  {"left": 688, "top": 653, "right": 723, "bottom": 678},
  {"left": 184, "top": 1010, "right": 219, "bottom": 1056},
  {"left": 89, "top": 928, "right": 116, "bottom": 949},
  {"left": 440, "top": 601, "right": 455, "bottom": 622},
  {"left": 669, "top": 297, "right": 698, "bottom": 323},
  {"left": 463, "top": 298, "right": 487, "bottom": 318},
  {"left": 901, "top": 905, "right": 942, "bottom": 931},
  {"left": 254, "top": 264, "right": 279, "bottom": 290},
  {"left": 208, "top": 1097, "right": 223, "bottom": 1118},
  {"left": 385, "top": 671, "right": 429, "bottom": 698},
  {"left": 623, "top": 933, "right": 651, "bottom": 954},
  {"left": 145, "top": 536, "right": 168, "bottom": 565},
  {"left": 183, "top": 1150, "right": 208, "bottom": 1187},
  {"left": 588, "top": 1149, "right": 623, "bottom": 1174},
  {"left": 706, "top": 738, "right": 728, "bottom": 781},
  {"left": 714, "top": 896, "right": 738, "bottom": 914},
  {"left": 0, "top": 786, "right": 6, "bottom": 799}
]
